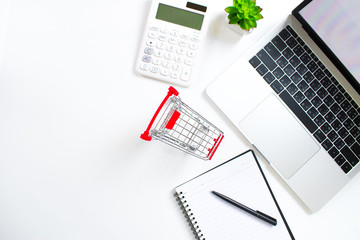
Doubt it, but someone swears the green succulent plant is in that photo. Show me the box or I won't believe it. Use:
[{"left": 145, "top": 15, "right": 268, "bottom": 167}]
[{"left": 225, "top": 0, "right": 263, "bottom": 31}]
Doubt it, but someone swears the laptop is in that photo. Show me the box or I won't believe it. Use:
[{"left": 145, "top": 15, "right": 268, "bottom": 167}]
[{"left": 206, "top": 0, "right": 360, "bottom": 212}]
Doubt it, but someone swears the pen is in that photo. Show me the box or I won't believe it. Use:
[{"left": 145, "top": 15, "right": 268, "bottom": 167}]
[{"left": 211, "top": 191, "right": 277, "bottom": 226}]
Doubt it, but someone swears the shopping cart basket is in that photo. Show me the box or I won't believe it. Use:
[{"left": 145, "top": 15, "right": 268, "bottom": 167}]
[{"left": 141, "top": 86, "right": 224, "bottom": 160}]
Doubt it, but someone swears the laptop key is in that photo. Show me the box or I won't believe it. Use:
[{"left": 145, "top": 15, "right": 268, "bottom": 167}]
[
  {"left": 279, "top": 28, "right": 291, "bottom": 41},
  {"left": 256, "top": 64, "right": 268, "bottom": 76},
  {"left": 334, "top": 138, "right": 345, "bottom": 150},
  {"left": 343, "top": 118, "right": 354, "bottom": 130},
  {"left": 270, "top": 80, "right": 284, "bottom": 94},
  {"left": 341, "top": 146, "right": 359, "bottom": 167},
  {"left": 338, "top": 127, "right": 349, "bottom": 139},
  {"left": 335, "top": 154, "right": 346, "bottom": 166},
  {"left": 314, "top": 69, "right": 325, "bottom": 80},
  {"left": 286, "top": 37, "right": 297, "bottom": 49},
  {"left": 301, "top": 99, "right": 312, "bottom": 111},
  {"left": 249, "top": 56, "right": 261, "bottom": 68},
  {"left": 273, "top": 67, "right": 285, "bottom": 79},
  {"left": 322, "top": 139, "right": 333, "bottom": 151},
  {"left": 287, "top": 83, "right": 298, "bottom": 95},
  {"left": 293, "top": 45, "right": 305, "bottom": 56},
  {"left": 296, "top": 63, "right": 307, "bottom": 75},
  {"left": 341, "top": 162, "right": 352, "bottom": 174},
  {"left": 300, "top": 52, "right": 312, "bottom": 64},
  {"left": 283, "top": 47, "right": 295, "bottom": 59},
  {"left": 328, "top": 146, "right": 340, "bottom": 158},
  {"left": 351, "top": 143, "right": 360, "bottom": 159},
  {"left": 321, "top": 122, "right": 332, "bottom": 134},
  {"left": 310, "top": 80, "right": 321, "bottom": 91},
  {"left": 314, "top": 115, "right": 325, "bottom": 126},
  {"left": 320, "top": 77, "right": 332, "bottom": 88},
  {"left": 291, "top": 72, "right": 302, "bottom": 84},
  {"left": 279, "top": 90, "right": 317, "bottom": 133},
  {"left": 298, "top": 80, "right": 309, "bottom": 92},
  {"left": 265, "top": 42, "right": 281, "bottom": 60},
  {"left": 277, "top": 56, "right": 288, "bottom": 68},
  {"left": 323, "top": 95, "right": 335, "bottom": 107},
  {"left": 307, "top": 61, "right": 319, "bottom": 72},
  {"left": 325, "top": 112, "right": 336, "bottom": 123},
  {"left": 303, "top": 72, "right": 315, "bottom": 83},
  {"left": 311, "top": 96, "right": 322, "bottom": 108},
  {"left": 257, "top": 49, "right": 277, "bottom": 71},
  {"left": 328, "top": 130, "right": 339, "bottom": 142},
  {"left": 350, "top": 126, "right": 360, "bottom": 138},
  {"left": 289, "top": 55, "right": 301, "bottom": 67},
  {"left": 272, "top": 35, "right": 287, "bottom": 51},
  {"left": 263, "top": 72, "right": 275, "bottom": 84},
  {"left": 284, "top": 64, "right": 295, "bottom": 76},
  {"left": 280, "top": 75, "right": 291, "bottom": 87},
  {"left": 332, "top": 120, "right": 342, "bottom": 131},
  {"left": 308, "top": 107, "right": 319, "bottom": 118},
  {"left": 294, "top": 91, "right": 305, "bottom": 103},
  {"left": 330, "top": 103, "right": 341, "bottom": 115},
  {"left": 314, "top": 129, "right": 326, "bottom": 143}
]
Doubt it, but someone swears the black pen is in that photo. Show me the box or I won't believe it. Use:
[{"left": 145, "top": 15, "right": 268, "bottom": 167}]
[{"left": 211, "top": 191, "right": 277, "bottom": 226}]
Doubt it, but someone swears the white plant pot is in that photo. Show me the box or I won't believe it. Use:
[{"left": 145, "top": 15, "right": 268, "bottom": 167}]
[{"left": 225, "top": 16, "right": 253, "bottom": 35}]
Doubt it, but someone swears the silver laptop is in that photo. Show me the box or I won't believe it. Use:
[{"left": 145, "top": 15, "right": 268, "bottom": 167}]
[{"left": 207, "top": 0, "right": 360, "bottom": 212}]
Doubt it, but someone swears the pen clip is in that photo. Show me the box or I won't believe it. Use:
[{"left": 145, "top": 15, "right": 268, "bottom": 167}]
[{"left": 256, "top": 210, "right": 277, "bottom": 226}]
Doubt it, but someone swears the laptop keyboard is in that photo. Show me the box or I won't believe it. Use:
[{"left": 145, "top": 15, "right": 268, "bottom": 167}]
[{"left": 249, "top": 25, "right": 360, "bottom": 174}]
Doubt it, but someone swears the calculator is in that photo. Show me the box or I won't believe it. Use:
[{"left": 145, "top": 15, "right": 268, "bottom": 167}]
[{"left": 135, "top": 0, "right": 209, "bottom": 87}]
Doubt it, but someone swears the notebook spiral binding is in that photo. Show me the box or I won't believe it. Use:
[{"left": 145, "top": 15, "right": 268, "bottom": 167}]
[{"left": 174, "top": 191, "right": 205, "bottom": 240}]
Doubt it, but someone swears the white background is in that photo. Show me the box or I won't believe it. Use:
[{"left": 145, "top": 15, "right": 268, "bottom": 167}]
[{"left": 0, "top": 0, "right": 359, "bottom": 239}]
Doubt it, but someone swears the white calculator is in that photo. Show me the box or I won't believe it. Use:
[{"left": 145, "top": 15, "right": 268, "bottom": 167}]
[{"left": 135, "top": 0, "right": 209, "bottom": 87}]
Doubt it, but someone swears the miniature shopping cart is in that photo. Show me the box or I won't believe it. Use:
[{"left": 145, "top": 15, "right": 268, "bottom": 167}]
[{"left": 141, "top": 86, "right": 224, "bottom": 160}]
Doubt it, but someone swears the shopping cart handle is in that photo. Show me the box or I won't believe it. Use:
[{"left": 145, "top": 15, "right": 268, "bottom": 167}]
[{"left": 140, "top": 86, "right": 179, "bottom": 141}]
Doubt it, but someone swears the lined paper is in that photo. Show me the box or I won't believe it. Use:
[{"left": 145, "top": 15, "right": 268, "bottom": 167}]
[{"left": 175, "top": 150, "right": 293, "bottom": 240}]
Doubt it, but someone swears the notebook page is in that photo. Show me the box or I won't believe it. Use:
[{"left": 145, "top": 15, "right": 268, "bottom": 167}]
[{"left": 175, "top": 151, "right": 292, "bottom": 240}]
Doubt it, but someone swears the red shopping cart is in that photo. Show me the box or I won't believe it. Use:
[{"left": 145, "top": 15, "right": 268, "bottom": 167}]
[{"left": 141, "top": 86, "right": 224, "bottom": 160}]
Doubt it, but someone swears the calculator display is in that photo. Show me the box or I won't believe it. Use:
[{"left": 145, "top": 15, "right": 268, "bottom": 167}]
[{"left": 156, "top": 3, "right": 204, "bottom": 31}]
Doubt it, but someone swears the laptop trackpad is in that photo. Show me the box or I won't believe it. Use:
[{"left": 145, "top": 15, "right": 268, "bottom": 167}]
[{"left": 239, "top": 94, "right": 320, "bottom": 179}]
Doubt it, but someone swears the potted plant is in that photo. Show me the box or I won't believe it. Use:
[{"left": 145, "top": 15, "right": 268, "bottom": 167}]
[{"left": 225, "top": 0, "right": 263, "bottom": 35}]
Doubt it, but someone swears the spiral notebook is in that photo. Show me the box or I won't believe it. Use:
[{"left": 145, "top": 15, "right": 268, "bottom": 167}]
[{"left": 174, "top": 150, "right": 294, "bottom": 240}]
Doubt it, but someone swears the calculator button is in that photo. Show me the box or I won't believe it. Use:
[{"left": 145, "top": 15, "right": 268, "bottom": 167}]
[
  {"left": 144, "top": 47, "right": 154, "bottom": 55},
  {"left": 185, "top": 59, "right": 194, "bottom": 66},
  {"left": 162, "top": 60, "right": 171, "bottom": 68},
  {"left": 167, "top": 45, "right": 176, "bottom": 52},
  {"left": 170, "top": 30, "right": 179, "bottom": 37},
  {"left": 154, "top": 49, "right": 163, "bottom": 57},
  {"left": 181, "top": 67, "right": 192, "bottom": 81},
  {"left": 156, "top": 42, "right": 166, "bottom": 49},
  {"left": 178, "top": 40, "right": 188, "bottom": 47},
  {"left": 187, "top": 51, "right": 196, "bottom": 58},
  {"left": 180, "top": 34, "right": 189, "bottom": 39},
  {"left": 148, "top": 32, "right": 157, "bottom": 39},
  {"left": 140, "top": 63, "right": 149, "bottom": 71},
  {"left": 172, "top": 63, "right": 181, "bottom": 71},
  {"left": 142, "top": 55, "right": 152, "bottom": 63},
  {"left": 160, "top": 69, "right": 170, "bottom": 76},
  {"left": 191, "top": 35, "right": 200, "bottom": 42},
  {"left": 174, "top": 56, "right": 184, "bottom": 63},
  {"left": 152, "top": 58, "right": 162, "bottom": 65},
  {"left": 170, "top": 71, "right": 180, "bottom": 79},
  {"left": 168, "top": 37, "right": 177, "bottom": 45},
  {"left": 158, "top": 34, "right": 167, "bottom": 41},
  {"left": 164, "top": 52, "right": 174, "bottom": 60},
  {"left": 160, "top": 28, "right": 169, "bottom": 34},
  {"left": 189, "top": 42, "right": 199, "bottom": 50},
  {"left": 150, "top": 66, "right": 160, "bottom": 73},
  {"left": 149, "top": 26, "right": 159, "bottom": 31},
  {"left": 177, "top": 48, "right": 187, "bottom": 55},
  {"left": 146, "top": 40, "right": 156, "bottom": 47}
]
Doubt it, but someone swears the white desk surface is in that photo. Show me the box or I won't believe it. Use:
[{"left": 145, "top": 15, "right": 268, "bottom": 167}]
[{"left": 0, "top": 0, "right": 359, "bottom": 239}]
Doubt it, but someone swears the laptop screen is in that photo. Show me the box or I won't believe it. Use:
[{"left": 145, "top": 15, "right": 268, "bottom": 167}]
[{"left": 295, "top": 0, "right": 360, "bottom": 92}]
